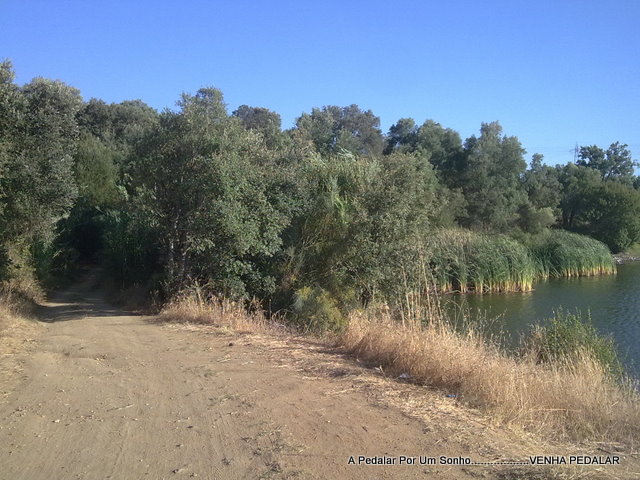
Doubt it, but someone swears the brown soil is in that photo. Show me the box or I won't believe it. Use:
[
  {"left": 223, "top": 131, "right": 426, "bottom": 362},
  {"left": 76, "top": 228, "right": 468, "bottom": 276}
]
[{"left": 1, "top": 276, "right": 637, "bottom": 479}]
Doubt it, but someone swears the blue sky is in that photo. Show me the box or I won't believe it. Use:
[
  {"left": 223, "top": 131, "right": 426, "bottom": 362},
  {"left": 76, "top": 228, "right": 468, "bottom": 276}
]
[{"left": 2, "top": 0, "right": 639, "bottom": 166}]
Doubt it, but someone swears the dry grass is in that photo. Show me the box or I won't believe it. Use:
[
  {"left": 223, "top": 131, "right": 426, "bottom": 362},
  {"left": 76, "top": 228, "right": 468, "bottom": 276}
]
[
  {"left": 339, "top": 305, "right": 640, "bottom": 447},
  {"left": 0, "top": 282, "right": 42, "bottom": 386},
  {"left": 157, "top": 291, "right": 290, "bottom": 335},
  {"left": 0, "top": 281, "right": 40, "bottom": 336},
  {"left": 0, "top": 302, "right": 36, "bottom": 351},
  {"left": 158, "top": 287, "right": 640, "bottom": 449}
]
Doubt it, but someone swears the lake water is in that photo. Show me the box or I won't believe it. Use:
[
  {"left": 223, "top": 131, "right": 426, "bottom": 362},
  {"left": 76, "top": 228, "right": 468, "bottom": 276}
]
[{"left": 442, "top": 262, "right": 640, "bottom": 377}]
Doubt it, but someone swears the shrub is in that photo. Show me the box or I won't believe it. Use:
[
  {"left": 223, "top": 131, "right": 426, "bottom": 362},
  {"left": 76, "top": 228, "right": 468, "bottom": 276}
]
[
  {"left": 523, "top": 309, "right": 623, "bottom": 378},
  {"left": 290, "top": 286, "right": 345, "bottom": 333},
  {"left": 159, "top": 288, "right": 267, "bottom": 332}
]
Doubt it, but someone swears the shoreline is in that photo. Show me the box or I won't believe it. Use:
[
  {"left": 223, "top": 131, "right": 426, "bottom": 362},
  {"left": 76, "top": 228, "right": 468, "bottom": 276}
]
[{"left": 613, "top": 253, "right": 640, "bottom": 264}]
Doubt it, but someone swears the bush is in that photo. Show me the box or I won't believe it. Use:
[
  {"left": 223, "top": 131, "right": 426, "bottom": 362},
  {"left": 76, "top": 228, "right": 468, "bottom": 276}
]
[
  {"left": 31, "top": 239, "right": 81, "bottom": 288},
  {"left": 523, "top": 309, "right": 623, "bottom": 377},
  {"left": 290, "top": 286, "right": 345, "bottom": 333}
]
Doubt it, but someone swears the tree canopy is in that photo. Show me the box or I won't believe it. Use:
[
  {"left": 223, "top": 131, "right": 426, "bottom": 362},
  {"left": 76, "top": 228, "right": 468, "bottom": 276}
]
[{"left": 1, "top": 59, "right": 638, "bottom": 325}]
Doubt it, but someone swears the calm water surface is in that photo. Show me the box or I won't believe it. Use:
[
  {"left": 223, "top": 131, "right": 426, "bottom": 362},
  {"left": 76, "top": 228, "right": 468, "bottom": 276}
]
[{"left": 442, "top": 262, "right": 640, "bottom": 377}]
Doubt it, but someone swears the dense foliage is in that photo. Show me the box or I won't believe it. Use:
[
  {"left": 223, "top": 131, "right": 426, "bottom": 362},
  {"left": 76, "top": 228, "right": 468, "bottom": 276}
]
[{"left": 2, "top": 60, "right": 638, "bottom": 328}]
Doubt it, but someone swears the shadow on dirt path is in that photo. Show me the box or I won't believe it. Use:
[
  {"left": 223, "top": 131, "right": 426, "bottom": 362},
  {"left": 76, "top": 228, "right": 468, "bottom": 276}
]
[{"left": 37, "top": 268, "right": 130, "bottom": 323}]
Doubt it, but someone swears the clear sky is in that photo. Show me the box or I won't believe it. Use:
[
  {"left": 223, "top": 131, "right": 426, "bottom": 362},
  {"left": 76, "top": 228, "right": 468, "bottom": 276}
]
[{"left": 1, "top": 0, "right": 639, "bottom": 166}]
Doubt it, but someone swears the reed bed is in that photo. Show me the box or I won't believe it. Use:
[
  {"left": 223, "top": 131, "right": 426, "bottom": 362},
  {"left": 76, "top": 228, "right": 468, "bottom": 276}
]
[
  {"left": 424, "top": 229, "right": 615, "bottom": 294},
  {"left": 532, "top": 230, "right": 616, "bottom": 278},
  {"left": 425, "top": 229, "right": 537, "bottom": 293}
]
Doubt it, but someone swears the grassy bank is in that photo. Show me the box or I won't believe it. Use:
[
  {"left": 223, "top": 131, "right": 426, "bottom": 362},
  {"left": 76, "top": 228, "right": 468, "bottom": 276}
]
[
  {"left": 339, "top": 304, "right": 639, "bottom": 444},
  {"left": 625, "top": 243, "right": 640, "bottom": 256},
  {"left": 0, "top": 279, "right": 41, "bottom": 335},
  {"left": 151, "top": 228, "right": 627, "bottom": 445},
  {"left": 161, "top": 291, "right": 639, "bottom": 447},
  {"left": 158, "top": 289, "right": 279, "bottom": 334},
  {"left": 0, "top": 294, "right": 34, "bottom": 339},
  {"left": 425, "top": 229, "right": 615, "bottom": 293}
]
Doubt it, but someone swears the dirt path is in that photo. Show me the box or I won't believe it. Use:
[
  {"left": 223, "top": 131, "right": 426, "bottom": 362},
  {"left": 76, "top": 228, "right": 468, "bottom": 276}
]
[{"left": 1, "top": 277, "right": 634, "bottom": 479}]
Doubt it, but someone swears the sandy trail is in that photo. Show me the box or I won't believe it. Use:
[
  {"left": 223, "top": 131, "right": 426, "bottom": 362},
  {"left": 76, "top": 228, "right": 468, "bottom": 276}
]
[{"left": 1, "top": 275, "right": 633, "bottom": 479}]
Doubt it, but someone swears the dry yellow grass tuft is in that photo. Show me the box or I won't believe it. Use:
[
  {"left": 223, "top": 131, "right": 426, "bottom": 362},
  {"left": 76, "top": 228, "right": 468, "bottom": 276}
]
[
  {"left": 340, "top": 307, "right": 640, "bottom": 447},
  {"left": 157, "top": 291, "right": 288, "bottom": 334}
]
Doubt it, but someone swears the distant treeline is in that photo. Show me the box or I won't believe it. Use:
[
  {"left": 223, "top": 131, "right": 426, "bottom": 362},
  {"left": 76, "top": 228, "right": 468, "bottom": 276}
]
[{"left": 1, "top": 60, "right": 638, "bottom": 326}]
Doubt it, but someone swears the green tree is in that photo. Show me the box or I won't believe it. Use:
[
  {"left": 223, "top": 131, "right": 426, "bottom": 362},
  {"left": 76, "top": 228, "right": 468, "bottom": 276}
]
[
  {"left": 457, "top": 122, "right": 527, "bottom": 231},
  {"left": 232, "top": 105, "right": 283, "bottom": 149},
  {"left": 53, "top": 133, "right": 126, "bottom": 263},
  {"left": 294, "top": 105, "right": 384, "bottom": 157},
  {"left": 77, "top": 98, "right": 158, "bottom": 162},
  {"left": 517, "top": 154, "right": 562, "bottom": 233},
  {"left": 384, "top": 118, "right": 464, "bottom": 188},
  {"left": 349, "top": 151, "right": 445, "bottom": 299},
  {"left": 132, "top": 88, "right": 288, "bottom": 296},
  {"left": 74, "top": 134, "right": 122, "bottom": 207},
  {"left": 577, "top": 142, "right": 638, "bottom": 183},
  {"left": 523, "top": 154, "right": 561, "bottom": 211},
  {"left": 556, "top": 163, "right": 640, "bottom": 251},
  {"left": 0, "top": 71, "right": 81, "bottom": 243},
  {"left": 384, "top": 117, "right": 418, "bottom": 154},
  {"left": 583, "top": 181, "right": 640, "bottom": 252},
  {"left": 557, "top": 164, "right": 603, "bottom": 230},
  {"left": 413, "top": 120, "right": 464, "bottom": 188},
  {"left": 281, "top": 150, "right": 444, "bottom": 312},
  {"left": 0, "top": 61, "right": 82, "bottom": 283}
]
